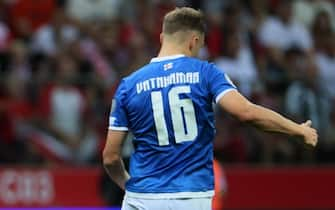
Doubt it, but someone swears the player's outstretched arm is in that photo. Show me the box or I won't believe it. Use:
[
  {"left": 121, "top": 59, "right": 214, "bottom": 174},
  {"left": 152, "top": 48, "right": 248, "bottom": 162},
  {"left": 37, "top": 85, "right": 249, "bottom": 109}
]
[
  {"left": 103, "top": 130, "right": 130, "bottom": 190},
  {"left": 218, "top": 90, "right": 318, "bottom": 147}
]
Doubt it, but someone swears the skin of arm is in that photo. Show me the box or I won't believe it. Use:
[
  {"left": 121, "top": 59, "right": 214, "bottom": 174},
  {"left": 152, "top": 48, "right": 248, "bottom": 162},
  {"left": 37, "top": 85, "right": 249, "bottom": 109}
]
[
  {"left": 219, "top": 90, "right": 318, "bottom": 146},
  {"left": 102, "top": 130, "right": 130, "bottom": 190}
]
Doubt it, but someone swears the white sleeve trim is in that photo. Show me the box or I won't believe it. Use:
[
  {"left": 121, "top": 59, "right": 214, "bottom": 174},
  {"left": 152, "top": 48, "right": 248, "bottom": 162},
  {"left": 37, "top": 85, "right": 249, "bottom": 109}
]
[
  {"left": 108, "top": 126, "right": 129, "bottom": 131},
  {"left": 215, "top": 89, "right": 237, "bottom": 103}
]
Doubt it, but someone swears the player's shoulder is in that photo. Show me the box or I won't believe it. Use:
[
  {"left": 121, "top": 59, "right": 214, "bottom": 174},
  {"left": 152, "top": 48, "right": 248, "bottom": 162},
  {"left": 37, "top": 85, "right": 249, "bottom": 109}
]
[
  {"left": 184, "top": 56, "right": 211, "bottom": 66},
  {"left": 190, "top": 57, "right": 222, "bottom": 76},
  {"left": 121, "top": 63, "right": 153, "bottom": 84},
  {"left": 179, "top": 57, "right": 220, "bottom": 75}
]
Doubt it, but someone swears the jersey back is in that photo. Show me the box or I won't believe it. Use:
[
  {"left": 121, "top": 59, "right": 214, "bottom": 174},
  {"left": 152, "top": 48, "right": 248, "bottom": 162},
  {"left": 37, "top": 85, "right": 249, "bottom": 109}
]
[{"left": 109, "top": 55, "right": 236, "bottom": 198}]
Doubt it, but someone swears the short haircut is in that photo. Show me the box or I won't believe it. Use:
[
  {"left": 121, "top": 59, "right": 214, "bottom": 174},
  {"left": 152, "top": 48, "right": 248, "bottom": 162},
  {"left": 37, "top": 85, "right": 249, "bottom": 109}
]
[{"left": 162, "top": 7, "right": 206, "bottom": 35}]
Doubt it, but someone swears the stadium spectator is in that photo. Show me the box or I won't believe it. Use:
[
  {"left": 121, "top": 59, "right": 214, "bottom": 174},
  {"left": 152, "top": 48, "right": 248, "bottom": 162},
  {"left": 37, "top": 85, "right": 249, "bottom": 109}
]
[
  {"left": 66, "top": 0, "right": 124, "bottom": 22},
  {"left": 258, "top": 0, "right": 313, "bottom": 51},
  {"left": 317, "top": 106, "right": 335, "bottom": 162},
  {"left": 315, "top": 32, "right": 335, "bottom": 100},
  {"left": 312, "top": 11, "right": 335, "bottom": 143},
  {"left": 0, "top": 89, "right": 19, "bottom": 163},
  {"left": 33, "top": 52, "right": 98, "bottom": 164},
  {"left": 7, "top": 41, "right": 31, "bottom": 82},
  {"left": 0, "top": 70, "right": 33, "bottom": 163},
  {"left": 78, "top": 24, "right": 117, "bottom": 85},
  {"left": 32, "top": 9, "right": 79, "bottom": 56},
  {"left": 243, "top": 0, "right": 268, "bottom": 54},
  {"left": 293, "top": 0, "right": 335, "bottom": 30},
  {"left": 215, "top": 28, "right": 259, "bottom": 98},
  {"left": 284, "top": 48, "right": 325, "bottom": 162},
  {"left": 257, "top": 0, "right": 312, "bottom": 95},
  {"left": 7, "top": 0, "right": 56, "bottom": 40},
  {"left": 311, "top": 11, "right": 333, "bottom": 52},
  {"left": 0, "top": 21, "right": 10, "bottom": 52}
]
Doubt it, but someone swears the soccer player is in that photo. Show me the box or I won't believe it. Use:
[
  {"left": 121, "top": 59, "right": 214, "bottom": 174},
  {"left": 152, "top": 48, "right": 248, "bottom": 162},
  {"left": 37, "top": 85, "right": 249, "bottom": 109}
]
[{"left": 103, "top": 7, "right": 318, "bottom": 210}]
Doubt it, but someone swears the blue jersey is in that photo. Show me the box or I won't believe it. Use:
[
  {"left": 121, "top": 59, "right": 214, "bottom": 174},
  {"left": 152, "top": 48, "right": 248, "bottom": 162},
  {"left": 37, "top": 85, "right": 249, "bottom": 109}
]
[{"left": 109, "top": 54, "right": 236, "bottom": 198}]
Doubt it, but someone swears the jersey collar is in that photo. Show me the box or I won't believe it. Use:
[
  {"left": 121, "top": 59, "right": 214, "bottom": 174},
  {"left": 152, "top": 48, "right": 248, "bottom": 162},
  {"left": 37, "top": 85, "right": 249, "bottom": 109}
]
[{"left": 150, "top": 54, "right": 185, "bottom": 63}]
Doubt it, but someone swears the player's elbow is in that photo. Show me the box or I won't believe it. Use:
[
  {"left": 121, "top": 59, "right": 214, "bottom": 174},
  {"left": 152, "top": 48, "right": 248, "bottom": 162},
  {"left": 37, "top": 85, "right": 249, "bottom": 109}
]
[{"left": 102, "top": 148, "right": 120, "bottom": 166}]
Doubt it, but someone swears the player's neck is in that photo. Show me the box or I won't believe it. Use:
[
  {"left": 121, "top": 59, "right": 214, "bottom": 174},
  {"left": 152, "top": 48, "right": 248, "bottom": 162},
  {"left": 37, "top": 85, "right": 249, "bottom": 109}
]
[{"left": 157, "top": 43, "right": 191, "bottom": 58}]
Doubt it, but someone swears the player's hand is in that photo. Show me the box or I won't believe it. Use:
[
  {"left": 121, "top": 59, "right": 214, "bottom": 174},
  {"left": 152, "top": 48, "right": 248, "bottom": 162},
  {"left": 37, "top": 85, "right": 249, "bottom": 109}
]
[{"left": 300, "top": 120, "right": 318, "bottom": 147}]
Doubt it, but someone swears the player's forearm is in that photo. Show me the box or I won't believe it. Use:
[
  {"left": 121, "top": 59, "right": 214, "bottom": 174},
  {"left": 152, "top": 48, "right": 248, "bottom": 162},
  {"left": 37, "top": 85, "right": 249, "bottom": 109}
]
[
  {"left": 103, "top": 157, "right": 130, "bottom": 190},
  {"left": 247, "top": 104, "right": 304, "bottom": 137}
]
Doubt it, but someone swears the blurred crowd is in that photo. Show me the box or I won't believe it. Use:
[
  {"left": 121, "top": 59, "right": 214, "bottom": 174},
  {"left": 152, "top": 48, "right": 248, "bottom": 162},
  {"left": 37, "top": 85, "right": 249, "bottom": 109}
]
[{"left": 0, "top": 0, "right": 334, "bottom": 166}]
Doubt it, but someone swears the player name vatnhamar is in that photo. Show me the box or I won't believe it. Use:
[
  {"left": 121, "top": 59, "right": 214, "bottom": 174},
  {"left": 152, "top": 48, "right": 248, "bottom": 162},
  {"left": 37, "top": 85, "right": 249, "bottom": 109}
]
[{"left": 136, "top": 72, "right": 200, "bottom": 94}]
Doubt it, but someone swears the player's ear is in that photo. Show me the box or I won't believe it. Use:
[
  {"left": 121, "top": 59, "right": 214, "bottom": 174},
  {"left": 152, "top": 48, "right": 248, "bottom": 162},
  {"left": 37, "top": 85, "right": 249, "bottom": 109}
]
[
  {"left": 189, "top": 34, "right": 199, "bottom": 51},
  {"left": 188, "top": 34, "right": 195, "bottom": 51}
]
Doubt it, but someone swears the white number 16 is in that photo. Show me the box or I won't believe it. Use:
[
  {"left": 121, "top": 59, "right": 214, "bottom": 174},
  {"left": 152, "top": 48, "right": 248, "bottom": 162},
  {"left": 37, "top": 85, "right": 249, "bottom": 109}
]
[{"left": 151, "top": 86, "right": 198, "bottom": 146}]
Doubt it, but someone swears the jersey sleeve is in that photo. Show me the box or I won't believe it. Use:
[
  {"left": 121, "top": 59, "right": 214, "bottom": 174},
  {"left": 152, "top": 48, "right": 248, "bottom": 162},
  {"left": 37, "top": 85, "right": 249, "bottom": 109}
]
[
  {"left": 109, "top": 80, "right": 129, "bottom": 131},
  {"left": 206, "top": 63, "right": 237, "bottom": 103}
]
